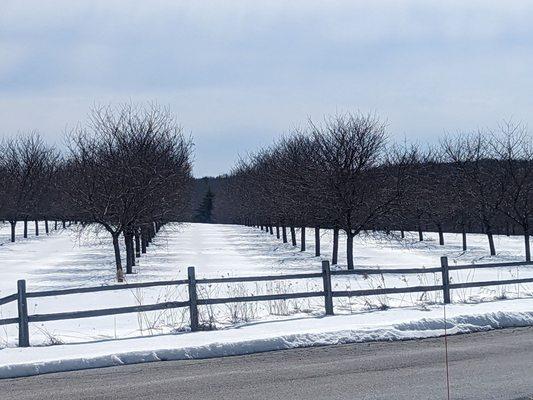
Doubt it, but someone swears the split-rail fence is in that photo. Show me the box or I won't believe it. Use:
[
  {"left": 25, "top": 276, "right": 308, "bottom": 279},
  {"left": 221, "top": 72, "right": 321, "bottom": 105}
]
[{"left": 1, "top": 257, "right": 532, "bottom": 347}]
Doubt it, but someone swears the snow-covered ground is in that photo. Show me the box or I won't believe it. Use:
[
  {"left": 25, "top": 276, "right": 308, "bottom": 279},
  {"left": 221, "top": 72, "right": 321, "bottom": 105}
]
[
  {"left": 0, "top": 221, "right": 532, "bottom": 377},
  {"left": 1, "top": 300, "right": 532, "bottom": 379}
]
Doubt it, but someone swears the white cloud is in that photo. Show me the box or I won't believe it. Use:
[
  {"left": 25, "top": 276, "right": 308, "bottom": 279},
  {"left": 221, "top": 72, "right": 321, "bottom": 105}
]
[{"left": 1, "top": 0, "right": 533, "bottom": 175}]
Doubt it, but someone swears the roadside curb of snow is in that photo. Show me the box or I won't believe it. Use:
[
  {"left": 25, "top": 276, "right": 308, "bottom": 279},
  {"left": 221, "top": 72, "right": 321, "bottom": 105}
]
[{"left": 1, "top": 310, "right": 532, "bottom": 379}]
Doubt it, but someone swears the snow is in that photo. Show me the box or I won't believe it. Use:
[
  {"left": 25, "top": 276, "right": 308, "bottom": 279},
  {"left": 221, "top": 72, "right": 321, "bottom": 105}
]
[
  {"left": 0, "top": 300, "right": 531, "bottom": 379},
  {"left": 0, "top": 221, "right": 532, "bottom": 378}
]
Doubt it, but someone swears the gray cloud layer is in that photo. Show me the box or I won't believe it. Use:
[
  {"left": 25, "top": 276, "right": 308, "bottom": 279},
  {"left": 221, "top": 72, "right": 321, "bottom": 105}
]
[{"left": 1, "top": 0, "right": 532, "bottom": 176}]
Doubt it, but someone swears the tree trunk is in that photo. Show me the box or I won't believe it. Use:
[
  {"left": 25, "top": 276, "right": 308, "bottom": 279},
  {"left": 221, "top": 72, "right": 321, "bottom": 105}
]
[
  {"left": 141, "top": 229, "right": 147, "bottom": 254},
  {"left": 54, "top": 220, "right": 58, "bottom": 230},
  {"left": 462, "top": 226, "right": 467, "bottom": 251},
  {"left": 34, "top": 220, "right": 39, "bottom": 236},
  {"left": 400, "top": 229, "right": 405, "bottom": 239},
  {"left": 129, "top": 234, "right": 135, "bottom": 267},
  {"left": 346, "top": 233, "right": 354, "bottom": 270},
  {"left": 124, "top": 235, "right": 131, "bottom": 273},
  {"left": 112, "top": 235, "right": 124, "bottom": 282},
  {"left": 152, "top": 223, "right": 157, "bottom": 240},
  {"left": 23, "top": 219, "right": 28, "bottom": 238},
  {"left": 332, "top": 227, "right": 339, "bottom": 265},
  {"left": 282, "top": 226, "right": 288, "bottom": 243},
  {"left": 45, "top": 220, "right": 49, "bottom": 235},
  {"left": 10, "top": 221, "right": 16, "bottom": 242},
  {"left": 487, "top": 228, "right": 496, "bottom": 256},
  {"left": 437, "top": 224, "right": 444, "bottom": 245},
  {"left": 418, "top": 225, "right": 423, "bottom": 241},
  {"left": 269, "top": 226, "right": 273, "bottom": 235},
  {"left": 524, "top": 230, "right": 531, "bottom": 262},
  {"left": 146, "top": 227, "right": 151, "bottom": 246},
  {"left": 300, "top": 227, "right": 306, "bottom": 251},
  {"left": 290, "top": 226, "right": 297, "bottom": 246},
  {"left": 135, "top": 229, "right": 141, "bottom": 258},
  {"left": 276, "top": 225, "right": 280, "bottom": 239},
  {"left": 62, "top": 220, "right": 66, "bottom": 229},
  {"left": 124, "top": 232, "right": 134, "bottom": 273},
  {"left": 314, "top": 227, "right": 320, "bottom": 256}
]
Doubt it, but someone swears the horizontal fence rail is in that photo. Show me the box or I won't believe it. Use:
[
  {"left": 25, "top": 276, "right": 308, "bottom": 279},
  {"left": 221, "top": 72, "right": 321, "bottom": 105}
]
[
  {"left": 0, "top": 257, "right": 532, "bottom": 347},
  {"left": 0, "top": 317, "right": 19, "bottom": 326},
  {"left": 0, "top": 293, "right": 17, "bottom": 306},
  {"left": 449, "top": 277, "right": 533, "bottom": 290},
  {"left": 332, "top": 267, "right": 442, "bottom": 275},
  {"left": 196, "top": 272, "right": 323, "bottom": 284},
  {"left": 198, "top": 291, "right": 325, "bottom": 306},
  {"left": 332, "top": 285, "right": 444, "bottom": 298},
  {"left": 28, "top": 301, "right": 190, "bottom": 323},
  {"left": 447, "top": 260, "right": 532, "bottom": 271},
  {"left": 26, "top": 279, "right": 189, "bottom": 298}
]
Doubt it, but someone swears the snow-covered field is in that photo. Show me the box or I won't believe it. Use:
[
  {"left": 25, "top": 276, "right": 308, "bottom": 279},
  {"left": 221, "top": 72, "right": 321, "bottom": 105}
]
[{"left": 0, "top": 221, "right": 532, "bottom": 378}]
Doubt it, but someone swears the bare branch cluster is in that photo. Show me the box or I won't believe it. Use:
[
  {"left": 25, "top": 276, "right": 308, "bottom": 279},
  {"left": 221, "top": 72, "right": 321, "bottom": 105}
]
[
  {"left": 0, "top": 104, "right": 194, "bottom": 281},
  {"left": 213, "top": 115, "right": 533, "bottom": 267}
]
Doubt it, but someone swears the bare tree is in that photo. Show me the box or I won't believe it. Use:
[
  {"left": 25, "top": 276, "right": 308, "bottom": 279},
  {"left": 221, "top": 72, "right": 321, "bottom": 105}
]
[
  {"left": 443, "top": 132, "right": 507, "bottom": 256},
  {"left": 0, "top": 134, "right": 58, "bottom": 242},
  {"left": 491, "top": 121, "right": 533, "bottom": 261},
  {"left": 210, "top": 116, "right": 531, "bottom": 264},
  {"left": 62, "top": 104, "right": 193, "bottom": 281},
  {"left": 310, "top": 112, "right": 394, "bottom": 269}
]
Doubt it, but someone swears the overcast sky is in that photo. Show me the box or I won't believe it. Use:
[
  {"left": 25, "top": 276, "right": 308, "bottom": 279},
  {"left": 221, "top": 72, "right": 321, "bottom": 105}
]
[{"left": 1, "top": 1, "right": 532, "bottom": 176}]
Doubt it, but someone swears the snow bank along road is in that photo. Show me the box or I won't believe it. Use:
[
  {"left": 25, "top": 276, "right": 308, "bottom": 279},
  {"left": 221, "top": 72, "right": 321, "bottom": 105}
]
[{"left": 1, "top": 327, "right": 532, "bottom": 400}]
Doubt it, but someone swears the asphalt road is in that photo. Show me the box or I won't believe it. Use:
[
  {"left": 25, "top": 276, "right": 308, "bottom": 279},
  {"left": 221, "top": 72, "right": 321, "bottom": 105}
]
[{"left": 1, "top": 327, "right": 532, "bottom": 400}]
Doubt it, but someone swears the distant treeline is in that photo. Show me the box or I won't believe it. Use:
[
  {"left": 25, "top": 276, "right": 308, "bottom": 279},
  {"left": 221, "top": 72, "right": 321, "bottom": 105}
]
[
  {"left": 4, "top": 106, "right": 533, "bottom": 276},
  {"left": 198, "top": 113, "right": 533, "bottom": 269}
]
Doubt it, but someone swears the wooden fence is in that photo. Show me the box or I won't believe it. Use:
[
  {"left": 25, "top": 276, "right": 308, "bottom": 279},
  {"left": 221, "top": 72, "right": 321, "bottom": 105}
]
[{"left": 1, "top": 256, "right": 532, "bottom": 347}]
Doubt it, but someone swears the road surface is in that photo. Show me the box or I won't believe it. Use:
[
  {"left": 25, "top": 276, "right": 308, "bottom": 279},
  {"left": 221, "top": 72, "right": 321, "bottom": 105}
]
[{"left": 1, "top": 327, "right": 532, "bottom": 400}]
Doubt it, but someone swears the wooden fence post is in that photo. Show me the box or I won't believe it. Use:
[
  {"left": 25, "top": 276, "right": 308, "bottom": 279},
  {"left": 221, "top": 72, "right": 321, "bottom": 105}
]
[
  {"left": 17, "top": 280, "right": 30, "bottom": 347},
  {"left": 440, "top": 256, "right": 451, "bottom": 304},
  {"left": 322, "top": 261, "right": 334, "bottom": 315},
  {"left": 315, "top": 227, "right": 320, "bottom": 256},
  {"left": 188, "top": 267, "right": 199, "bottom": 331}
]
